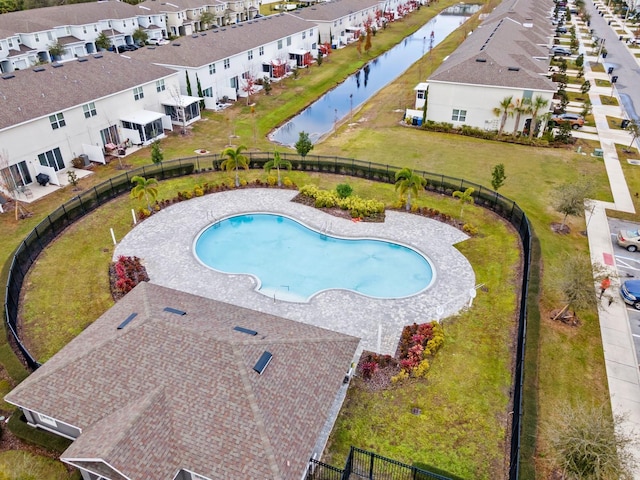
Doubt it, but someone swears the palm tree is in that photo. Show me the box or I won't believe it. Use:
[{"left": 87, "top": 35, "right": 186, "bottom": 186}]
[
  {"left": 452, "top": 187, "right": 475, "bottom": 217},
  {"left": 264, "top": 150, "right": 292, "bottom": 186},
  {"left": 512, "top": 98, "right": 531, "bottom": 136},
  {"left": 220, "top": 144, "right": 249, "bottom": 187},
  {"left": 493, "top": 96, "right": 514, "bottom": 135},
  {"left": 529, "top": 95, "right": 550, "bottom": 139},
  {"left": 394, "top": 168, "right": 426, "bottom": 211},
  {"left": 130, "top": 175, "right": 159, "bottom": 212}
]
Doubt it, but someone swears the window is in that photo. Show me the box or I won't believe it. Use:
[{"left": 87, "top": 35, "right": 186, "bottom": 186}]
[
  {"left": 523, "top": 90, "right": 533, "bottom": 101},
  {"left": 34, "top": 33, "right": 39, "bottom": 42},
  {"left": 230, "top": 76, "right": 237, "bottom": 89},
  {"left": 259, "top": 46, "right": 264, "bottom": 56},
  {"left": 209, "top": 63, "right": 216, "bottom": 74},
  {"left": 202, "top": 87, "right": 213, "bottom": 97},
  {"left": 37, "top": 413, "right": 57, "bottom": 428},
  {"left": 49, "top": 113, "right": 66, "bottom": 130},
  {"left": 156, "top": 79, "right": 166, "bottom": 92},
  {"left": 133, "top": 86, "right": 144, "bottom": 101},
  {"left": 311, "top": 42, "right": 316, "bottom": 50},
  {"left": 302, "top": 31, "right": 306, "bottom": 39},
  {"left": 247, "top": 49, "right": 253, "bottom": 60},
  {"left": 451, "top": 109, "right": 467, "bottom": 121},
  {"left": 309, "top": 28, "right": 314, "bottom": 36},
  {"left": 287, "top": 36, "right": 292, "bottom": 45},
  {"left": 223, "top": 58, "right": 230, "bottom": 69},
  {"left": 38, "top": 148, "right": 65, "bottom": 171},
  {"left": 277, "top": 39, "right": 282, "bottom": 50},
  {"left": 82, "top": 102, "right": 97, "bottom": 118},
  {"left": 94, "top": 25, "right": 98, "bottom": 32},
  {"left": 1, "top": 160, "right": 32, "bottom": 188},
  {"left": 83, "top": 26, "right": 87, "bottom": 34},
  {"left": 8, "top": 39, "right": 13, "bottom": 48},
  {"left": 47, "top": 32, "right": 53, "bottom": 40}
]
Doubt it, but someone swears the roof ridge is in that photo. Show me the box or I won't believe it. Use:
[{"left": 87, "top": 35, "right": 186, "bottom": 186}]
[{"left": 231, "top": 344, "right": 282, "bottom": 479}]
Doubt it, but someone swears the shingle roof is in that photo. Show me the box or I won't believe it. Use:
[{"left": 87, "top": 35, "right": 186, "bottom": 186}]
[
  {"left": 0, "top": 55, "right": 176, "bottom": 131},
  {"left": 5, "top": 282, "right": 359, "bottom": 480},
  {"left": 292, "top": 0, "right": 380, "bottom": 22},
  {"left": 428, "top": 10, "right": 556, "bottom": 91},
  {"left": 0, "top": 1, "right": 139, "bottom": 35},
  {"left": 131, "top": 13, "right": 314, "bottom": 67},
  {"left": 137, "top": 0, "right": 218, "bottom": 14}
]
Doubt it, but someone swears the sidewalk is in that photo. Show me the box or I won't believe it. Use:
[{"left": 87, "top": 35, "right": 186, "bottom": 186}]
[{"left": 571, "top": 5, "right": 640, "bottom": 478}]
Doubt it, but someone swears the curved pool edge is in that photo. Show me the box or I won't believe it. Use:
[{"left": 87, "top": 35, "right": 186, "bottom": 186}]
[{"left": 192, "top": 211, "right": 437, "bottom": 303}]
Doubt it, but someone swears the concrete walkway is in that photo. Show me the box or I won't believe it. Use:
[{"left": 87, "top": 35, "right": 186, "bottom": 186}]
[{"left": 571, "top": 3, "right": 640, "bottom": 477}]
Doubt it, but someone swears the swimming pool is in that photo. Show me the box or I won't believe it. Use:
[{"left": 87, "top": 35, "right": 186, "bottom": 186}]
[{"left": 193, "top": 213, "right": 434, "bottom": 302}]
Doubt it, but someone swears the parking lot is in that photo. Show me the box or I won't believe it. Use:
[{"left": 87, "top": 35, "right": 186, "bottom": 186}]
[{"left": 607, "top": 217, "right": 640, "bottom": 365}]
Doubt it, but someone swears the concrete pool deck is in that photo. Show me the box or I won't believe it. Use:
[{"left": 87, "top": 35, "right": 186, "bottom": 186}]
[{"left": 114, "top": 188, "right": 476, "bottom": 355}]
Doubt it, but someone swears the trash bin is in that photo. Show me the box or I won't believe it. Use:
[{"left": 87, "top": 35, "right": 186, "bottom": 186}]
[
  {"left": 619, "top": 35, "right": 623, "bottom": 41},
  {"left": 79, "top": 154, "right": 90, "bottom": 167},
  {"left": 621, "top": 119, "right": 630, "bottom": 128},
  {"left": 607, "top": 67, "right": 614, "bottom": 74}
]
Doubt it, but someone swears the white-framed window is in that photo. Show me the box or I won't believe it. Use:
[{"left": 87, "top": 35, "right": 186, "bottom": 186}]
[
  {"left": 287, "top": 36, "right": 292, "bottom": 45},
  {"left": 65, "top": 26, "right": 70, "bottom": 34},
  {"left": 37, "top": 413, "right": 57, "bottom": 427},
  {"left": 49, "top": 112, "right": 66, "bottom": 130},
  {"left": 94, "top": 25, "right": 98, "bottom": 32},
  {"left": 309, "top": 28, "right": 313, "bottom": 36},
  {"left": 277, "top": 39, "right": 282, "bottom": 49},
  {"left": 209, "top": 63, "right": 216, "bottom": 74},
  {"left": 203, "top": 87, "right": 213, "bottom": 97},
  {"left": 35, "top": 33, "right": 40, "bottom": 42},
  {"left": 259, "top": 46, "right": 264, "bottom": 56},
  {"left": 417, "top": 91, "right": 425, "bottom": 99},
  {"left": 83, "top": 102, "right": 97, "bottom": 118},
  {"left": 156, "top": 79, "right": 165, "bottom": 92},
  {"left": 133, "top": 86, "right": 144, "bottom": 101},
  {"left": 302, "top": 31, "right": 306, "bottom": 39},
  {"left": 451, "top": 109, "right": 467, "bottom": 122},
  {"left": 312, "top": 43, "right": 316, "bottom": 50},
  {"left": 8, "top": 39, "right": 13, "bottom": 48},
  {"left": 83, "top": 26, "right": 87, "bottom": 34},
  {"left": 247, "top": 49, "right": 253, "bottom": 60},
  {"left": 38, "top": 147, "right": 65, "bottom": 171},
  {"left": 223, "top": 58, "right": 230, "bottom": 69},
  {"left": 47, "top": 32, "right": 53, "bottom": 40}
]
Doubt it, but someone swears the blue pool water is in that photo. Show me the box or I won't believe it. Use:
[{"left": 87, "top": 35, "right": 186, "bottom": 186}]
[{"left": 194, "top": 213, "right": 434, "bottom": 302}]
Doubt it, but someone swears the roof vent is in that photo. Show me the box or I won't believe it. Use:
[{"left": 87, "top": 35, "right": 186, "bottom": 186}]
[
  {"left": 192, "top": 34, "right": 198, "bottom": 38},
  {"left": 32, "top": 67, "right": 45, "bottom": 72},
  {"left": 1, "top": 74, "right": 15, "bottom": 79},
  {"left": 163, "top": 307, "right": 186, "bottom": 315},
  {"left": 172, "top": 42, "right": 181, "bottom": 46},
  {"left": 508, "top": 67, "right": 520, "bottom": 71},
  {"left": 253, "top": 351, "right": 273, "bottom": 374},
  {"left": 232, "top": 25, "right": 237, "bottom": 28},
  {"left": 77, "top": 57, "right": 88, "bottom": 62},
  {"left": 200, "top": 32, "right": 206, "bottom": 36},
  {"left": 148, "top": 46, "right": 156, "bottom": 49},
  {"left": 117, "top": 313, "right": 138, "bottom": 330},
  {"left": 234, "top": 326, "right": 258, "bottom": 336},
  {"left": 93, "top": 54, "right": 103, "bottom": 59},
  {"left": 475, "top": 58, "right": 487, "bottom": 62},
  {"left": 52, "top": 63, "right": 64, "bottom": 68},
  {"left": 221, "top": 28, "right": 226, "bottom": 31}
]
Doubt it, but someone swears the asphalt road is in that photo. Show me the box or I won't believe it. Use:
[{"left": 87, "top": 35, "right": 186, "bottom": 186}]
[
  {"left": 608, "top": 217, "right": 640, "bottom": 365},
  {"left": 585, "top": 0, "right": 640, "bottom": 121}
]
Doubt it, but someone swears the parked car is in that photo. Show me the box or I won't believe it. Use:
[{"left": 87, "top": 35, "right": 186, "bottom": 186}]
[
  {"left": 550, "top": 46, "right": 572, "bottom": 56},
  {"left": 549, "top": 113, "right": 585, "bottom": 129},
  {"left": 620, "top": 280, "right": 640, "bottom": 309},
  {"left": 617, "top": 230, "right": 640, "bottom": 251},
  {"left": 556, "top": 26, "right": 568, "bottom": 34},
  {"left": 147, "top": 38, "right": 169, "bottom": 46},
  {"left": 116, "top": 44, "right": 138, "bottom": 53}
]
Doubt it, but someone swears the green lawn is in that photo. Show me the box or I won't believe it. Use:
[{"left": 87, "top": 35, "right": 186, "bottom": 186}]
[
  {"left": 0, "top": 0, "right": 620, "bottom": 478},
  {"left": 0, "top": 451, "right": 79, "bottom": 480}
]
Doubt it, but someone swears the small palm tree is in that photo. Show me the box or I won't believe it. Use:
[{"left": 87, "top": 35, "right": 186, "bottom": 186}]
[
  {"left": 130, "top": 175, "right": 159, "bottom": 212},
  {"left": 493, "top": 96, "right": 514, "bottom": 135},
  {"left": 452, "top": 187, "right": 475, "bottom": 217},
  {"left": 264, "top": 150, "right": 292, "bottom": 186},
  {"left": 394, "top": 168, "right": 426, "bottom": 211},
  {"left": 512, "top": 98, "right": 531, "bottom": 136},
  {"left": 529, "top": 95, "right": 550, "bottom": 139},
  {"left": 220, "top": 144, "right": 249, "bottom": 187}
]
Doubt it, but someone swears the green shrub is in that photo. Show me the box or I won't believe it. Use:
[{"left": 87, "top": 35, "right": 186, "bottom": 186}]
[
  {"left": 282, "top": 177, "right": 294, "bottom": 187},
  {"left": 267, "top": 175, "right": 277, "bottom": 186},
  {"left": 463, "top": 223, "right": 479, "bottom": 236},
  {"left": 336, "top": 183, "right": 353, "bottom": 198}
]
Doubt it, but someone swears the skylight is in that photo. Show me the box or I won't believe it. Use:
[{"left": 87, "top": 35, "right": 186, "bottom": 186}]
[
  {"left": 233, "top": 326, "right": 258, "bottom": 336},
  {"left": 163, "top": 307, "right": 186, "bottom": 315},
  {"left": 117, "top": 313, "right": 138, "bottom": 330},
  {"left": 253, "top": 351, "right": 273, "bottom": 375}
]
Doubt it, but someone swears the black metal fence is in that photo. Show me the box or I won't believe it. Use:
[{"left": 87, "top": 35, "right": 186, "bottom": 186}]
[
  {"left": 3, "top": 154, "right": 531, "bottom": 479},
  {"left": 307, "top": 447, "right": 455, "bottom": 480}
]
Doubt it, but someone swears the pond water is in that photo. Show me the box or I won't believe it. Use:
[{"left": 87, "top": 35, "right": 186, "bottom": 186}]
[{"left": 269, "top": 4, "right": 480, "bottom": 147}]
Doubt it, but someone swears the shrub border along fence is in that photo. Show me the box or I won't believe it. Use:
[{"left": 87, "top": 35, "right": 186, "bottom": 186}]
[{"left": 3, "top": 153, "right": 531, "bottom": 480}]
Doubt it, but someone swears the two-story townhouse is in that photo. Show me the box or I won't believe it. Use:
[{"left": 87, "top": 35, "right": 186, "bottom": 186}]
[
  {"left": 292, "top": 0, "right": 382, "bottom": 48},
  {"left": 134, "top": 7, "right": 168, "bottom": 42},
  {"left": 0, "top": 2, "right": 143, "bottom": 72},
  {"left": 0, "top": 54, "right": 195, "bottom": 195},
  {"left": 4, "top": 282, "right": 359, "bottom": 480},
  {"left": 413, "top": 0, "right": 557, "bottom": 134},
  {"left": 132, "top": 13, "right": 316, "bottom": 108}
]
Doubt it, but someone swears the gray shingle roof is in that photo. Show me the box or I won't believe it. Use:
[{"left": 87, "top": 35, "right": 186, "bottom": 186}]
[
  {"left": 131, "top": 13, "right": 314, "bottom": 67},
  {"left": 0, "top": 1, "right": 139, "bottom": 35},
  {"left": 429, "top": 8, "right": 556, "bottom": 91},
  {"left": 0, "top": 55, "right": 176, "bottom": 131},
  {"left": 5, "top": 282, "right": 359, "bottom": 480},
  {"left": 292, "top": 0, "right": 380, "bottom": 22},
  {"left": 138, "top": 0, "right": 221, "bottom": 14}
]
